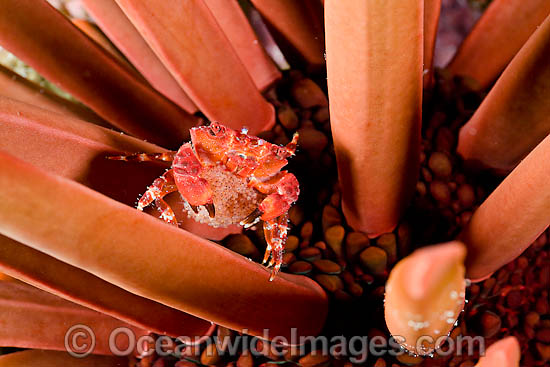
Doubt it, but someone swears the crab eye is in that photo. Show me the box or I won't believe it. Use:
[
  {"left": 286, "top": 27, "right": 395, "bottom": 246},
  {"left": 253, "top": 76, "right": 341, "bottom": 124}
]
[
  {"left": 271, "top": 146, "right": 288, "bottom": 158},
  {"left": 208, "top": 122, "right": 219, "bottom": 134}
]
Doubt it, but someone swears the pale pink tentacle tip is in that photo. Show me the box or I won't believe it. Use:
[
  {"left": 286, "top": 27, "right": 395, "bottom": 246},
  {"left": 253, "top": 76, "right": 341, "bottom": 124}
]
[
  {"left": 405, "top": 242, "right": 466, "bottom": 300},
  {"left": 475, "top": 336, "right": 521, "bottom": 367}
]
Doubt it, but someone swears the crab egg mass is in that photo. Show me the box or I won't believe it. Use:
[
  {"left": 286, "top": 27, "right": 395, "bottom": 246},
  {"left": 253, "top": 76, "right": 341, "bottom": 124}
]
[{"left": 182, "top": 164, "right": 264, "bottom": 228}]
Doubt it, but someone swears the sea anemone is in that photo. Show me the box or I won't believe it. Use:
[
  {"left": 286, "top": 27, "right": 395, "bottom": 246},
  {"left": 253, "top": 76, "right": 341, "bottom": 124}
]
[{"left": 0, "top": 0, "right": 549, "bottom": 366}]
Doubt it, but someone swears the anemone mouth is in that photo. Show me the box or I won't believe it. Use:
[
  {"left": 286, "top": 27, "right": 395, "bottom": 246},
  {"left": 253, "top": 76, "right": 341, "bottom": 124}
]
[{"left": 182, "top": 164, "right": 265, "bottom": 228}]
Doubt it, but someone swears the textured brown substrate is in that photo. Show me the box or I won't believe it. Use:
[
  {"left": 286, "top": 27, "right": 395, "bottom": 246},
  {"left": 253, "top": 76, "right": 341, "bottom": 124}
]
[{"left": 129, "top": 69, "right": 549, "bottom": 367}]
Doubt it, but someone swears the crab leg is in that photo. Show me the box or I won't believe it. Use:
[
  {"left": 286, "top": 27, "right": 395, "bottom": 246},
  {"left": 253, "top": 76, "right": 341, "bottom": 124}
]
[
  {"left": 283, "top": 132, "right": 299, "bottom": 157},
  {"left": 108, "top": 151, "right": 176, "bottom": 163},
  {"left": 153, "top": 198, "right": 178, "bottom": 226},
  {"left": 241, "top": 208, "right": 262, "bottom": 228},
  {"left": 263, "top": 214, "right": 289, "bottom": 281},
  {"left": 137, "top": 169, "right": 178, "bottom": 225}
]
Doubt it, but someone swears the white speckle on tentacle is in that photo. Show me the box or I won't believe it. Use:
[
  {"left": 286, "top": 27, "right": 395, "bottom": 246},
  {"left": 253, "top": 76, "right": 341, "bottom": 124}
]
[{"left": 407, "top": 320, "right": 430, "bottom": 331}]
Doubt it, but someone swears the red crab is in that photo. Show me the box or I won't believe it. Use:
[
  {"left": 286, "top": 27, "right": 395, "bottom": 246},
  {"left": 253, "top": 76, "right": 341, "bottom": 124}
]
[{"left": 110, "top": 122, "right": 300, "bottom": 280}]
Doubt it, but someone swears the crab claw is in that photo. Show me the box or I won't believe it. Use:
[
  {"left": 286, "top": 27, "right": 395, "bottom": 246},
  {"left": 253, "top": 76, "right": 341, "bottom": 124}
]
[
  {"left": 173, "top": 143, "right": 215, "bottom": 210},
  {"left": 251, "top": 173, "right": 299, "bottom": 222}
]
